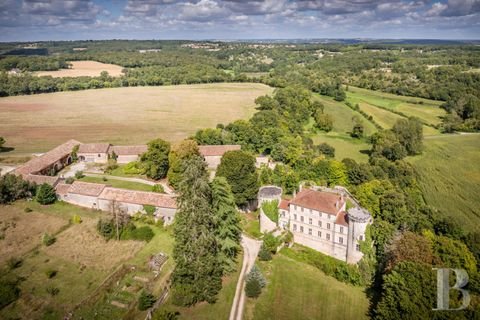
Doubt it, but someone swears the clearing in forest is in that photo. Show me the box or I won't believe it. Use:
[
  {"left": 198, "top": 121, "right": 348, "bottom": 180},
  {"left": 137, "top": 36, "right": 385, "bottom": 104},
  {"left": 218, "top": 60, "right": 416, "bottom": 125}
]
[{"left": 35, "top": 60, "right": 124, "bottom": 77}]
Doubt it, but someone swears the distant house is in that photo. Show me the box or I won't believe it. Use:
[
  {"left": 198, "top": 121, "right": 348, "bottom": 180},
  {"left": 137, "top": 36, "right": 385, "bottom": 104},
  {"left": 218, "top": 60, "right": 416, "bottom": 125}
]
[
  {"left": 78, "top": 143, "right": 111, "bottom": 163},
  {"left": 56, "top": 181, "right": 177, "bottom": 225},
  {"left": 198, "top": 145, "right": 241, "bottom": 169},
  {"left": 110, "top": 145, "right": 148, "bottom": 164}
]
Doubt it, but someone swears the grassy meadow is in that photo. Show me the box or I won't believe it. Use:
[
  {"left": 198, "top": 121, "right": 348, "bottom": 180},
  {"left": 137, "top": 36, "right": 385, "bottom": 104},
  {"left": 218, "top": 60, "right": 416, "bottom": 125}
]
[
  {"left": 409, "top": 134, "right": 480, "bottom": 232},
  {"left": 0, "top": 83, "right": 273, "bottom": 155},
  {"left": 244, "top": 251, "right": 370, "bottom": 320},
  {"left": 0, "top": 201, "right": 174, "bottom": 320}
]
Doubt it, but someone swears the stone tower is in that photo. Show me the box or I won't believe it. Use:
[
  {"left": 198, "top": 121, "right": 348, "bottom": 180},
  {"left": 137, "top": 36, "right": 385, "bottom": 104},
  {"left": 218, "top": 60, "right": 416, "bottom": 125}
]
[{"left": 346, "top": 206, "right": 372, "bottom": 264}]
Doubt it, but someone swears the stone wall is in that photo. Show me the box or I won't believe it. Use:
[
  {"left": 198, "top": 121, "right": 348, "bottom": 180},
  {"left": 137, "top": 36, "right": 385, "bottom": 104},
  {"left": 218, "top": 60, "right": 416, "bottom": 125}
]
[
  {"left": 116, "top": 155, "right": 140, "bottom": 164},
  {"left": 259, "top": 209, "right": 277, "bottom": 233}
]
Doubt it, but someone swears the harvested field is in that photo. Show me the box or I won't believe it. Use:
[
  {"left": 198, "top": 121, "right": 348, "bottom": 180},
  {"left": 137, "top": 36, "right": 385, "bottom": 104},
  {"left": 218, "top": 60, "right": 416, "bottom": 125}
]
[
  {"left": 0, "top": 83, "right": 273, "bottom": 154},
  {"left": 44, "top": 219, "right": 144, "bottom": 270},
  {"left": 0, "top": 206, "right": 68, "bottom": 263},
  {"left": 35, "top": 60, "right": 124, "bottom": 77}
]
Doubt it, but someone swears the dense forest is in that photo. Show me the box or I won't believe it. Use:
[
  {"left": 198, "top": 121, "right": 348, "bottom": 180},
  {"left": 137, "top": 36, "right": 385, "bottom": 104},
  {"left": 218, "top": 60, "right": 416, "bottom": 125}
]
[{"left": 1, "top": 40, "right": 479, "bottom": 131}]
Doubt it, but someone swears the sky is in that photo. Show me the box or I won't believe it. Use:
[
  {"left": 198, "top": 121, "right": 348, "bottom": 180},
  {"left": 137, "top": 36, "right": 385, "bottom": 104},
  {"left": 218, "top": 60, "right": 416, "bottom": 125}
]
[{"left": 0, "top": 0, "right": 479, "bottom": 41}]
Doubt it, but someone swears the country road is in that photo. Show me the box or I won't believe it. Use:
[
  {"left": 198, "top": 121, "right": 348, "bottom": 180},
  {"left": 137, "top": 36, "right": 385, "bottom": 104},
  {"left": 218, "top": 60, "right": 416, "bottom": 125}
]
[{"left": 229, "top": 235, "right": 262, "bottom": 320}]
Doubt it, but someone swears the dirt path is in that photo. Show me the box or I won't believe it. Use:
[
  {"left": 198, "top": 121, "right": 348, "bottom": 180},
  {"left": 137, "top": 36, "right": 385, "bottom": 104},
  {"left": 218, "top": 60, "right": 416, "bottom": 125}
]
[
  {"left": 229, "top": 235, "right": 262, "bottom": 320},
  {"left": 84, "top": 173, "right": 175, "bottom": 195}
]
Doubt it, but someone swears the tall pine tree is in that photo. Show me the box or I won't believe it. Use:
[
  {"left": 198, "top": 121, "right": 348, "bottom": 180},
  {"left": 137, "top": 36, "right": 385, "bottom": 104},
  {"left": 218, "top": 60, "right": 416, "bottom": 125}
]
[
  {"left": 211, "top": 177, "right": 242, "bottom": 272},
  {"left": 171, "top": 156, "right": 222, "bottom": 306}
]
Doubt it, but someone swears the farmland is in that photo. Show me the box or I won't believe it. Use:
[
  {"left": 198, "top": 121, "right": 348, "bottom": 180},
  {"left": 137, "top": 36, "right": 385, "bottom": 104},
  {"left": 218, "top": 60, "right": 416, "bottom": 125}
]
[
  {"left": 244, "top": 251, "right": 370, "bottom": 320},
  {"left": 0, "top": 83, "right": 273, "bottom": 155},
  {"left": 408, "top": 134, "right": 480, "bottom": 232},
  {"left": 0, "top": 201, "right": 174, "bottom": 320},
  {"left": 35, "top": 61, "right": 124, "bottom": 77}
]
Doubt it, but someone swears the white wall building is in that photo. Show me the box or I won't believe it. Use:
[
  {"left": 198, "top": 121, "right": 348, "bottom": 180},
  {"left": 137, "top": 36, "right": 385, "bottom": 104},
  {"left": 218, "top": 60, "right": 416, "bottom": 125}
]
[
  {"left": 198, "top": 145, "right": 241, "bottom": 169},
  {"left": 78, "top": 143, "right": 111, "bottom": 163},
  {"left": 274, "top": 188, "right": 371, "bottom": 264}
]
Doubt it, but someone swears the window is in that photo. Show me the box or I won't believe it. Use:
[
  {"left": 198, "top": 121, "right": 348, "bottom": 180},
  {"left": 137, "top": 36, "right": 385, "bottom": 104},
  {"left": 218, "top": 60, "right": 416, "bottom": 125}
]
[
  {"left": 300, "top": 226, "right": 304, "bottom": 233},
  {"left": 281, "top": 212, "right": 285, "bottom": 218},
  {"left": 359, "top": 235, "right": 364, "bottom": 241},
  {"left": 318, "top": 221, "right": 322, "bottom": 227},
  {"left": 294, "top": 205, "right": 297, "bottom": 210},
  {"left": 300, "top": 216, "right": 304, "bottom": 222},
  {"left": 327, "top": 223, "right": 331, "bottom": 230},
  {"left": 309, "top": 218, "right": 312, "bottom": 225},
  {"left": 309, "top": 209, "right": 312, "bottom": 214},
  {"left": 356, "top": 244, "right": 361, "bottom": 251},
  {"left": 340, "top": 226, "right": 344, "bottom": 233},
  {"left": 301, "top": 207, "right": 304, "bottom": 212},
  {"left": 308, "top": 229, "right": 312, "bottom": 235},
  {"left": 98, "top": 154, "right": 101, "bottom": 157},
  {"left": 318, "top": 231, "right": 322, "bottom": 238},
  {"left": 294, "top": 214, "right": 297, "bottom": 221},
  {"left": 339, "top": 237, "right": 343, "bottom": 244},
  {"left": 326, "top": 233, "right": 330, "bottom": 240},
  {"left": 293, "top": 224, "right": 297, "bottom": 231}
]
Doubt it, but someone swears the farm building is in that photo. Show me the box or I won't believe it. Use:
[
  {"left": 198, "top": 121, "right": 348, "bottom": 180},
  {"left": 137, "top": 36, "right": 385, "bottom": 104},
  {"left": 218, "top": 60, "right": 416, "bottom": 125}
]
[
  {"left": 14, "top": 139, "right": 81, "bottom": 185},
  {"left": 56, "top": 181, "right": 177, "bottom": 225},
  {"left": 110, "top": 145, "right": 148, "bottom": 164},
  {"left": 260, "top": 186, "right": 372, "bottom": 264},
  {"left": 78, "top": 143, "right": 111, "bottom": 163},
  {"left": 198, "top": 145, "right": 241, "bottom": 169}
]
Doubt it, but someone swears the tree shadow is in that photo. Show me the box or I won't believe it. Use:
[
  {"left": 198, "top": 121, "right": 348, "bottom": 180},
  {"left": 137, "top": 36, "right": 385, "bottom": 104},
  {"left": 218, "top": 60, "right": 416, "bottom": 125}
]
[
  {"left": 0, "top": 147, "right": 15, "bottom": 153},
  {"left": 359, "top": 149, "right": 371, "bottom": 156}
]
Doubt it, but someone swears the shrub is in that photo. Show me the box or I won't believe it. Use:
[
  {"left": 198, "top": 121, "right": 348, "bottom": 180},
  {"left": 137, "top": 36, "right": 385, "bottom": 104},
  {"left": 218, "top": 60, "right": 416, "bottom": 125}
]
[
  {"left": 7, "top": 257, "right": 23, "bottom": 270},
  {"left": 123, "top": 161, "right": 144, "bottom": 175},
  {"left": 0, "top": 174, "right": 35, "bottom": 204},
  {"left": 153, "top": 309, "right": 180, "bottom": 320},
  {"left": 262, "top": 233, "right": 279, "bottom": 254},
  {"left": 36, "top": 183, "right": 56, "bottom": 205},
  {"left": 152, "top": 184, "right": 164, "bottom": 193},
  {"left": 138, "top": 290, "right": 156, "bottom": 310},
  {"left": 74, "top": 171, "right": 85, "bottom": 179},
  {"left": 143, "top": 205, "right": 156, "bottom": 215},
  {"left": 71, "top": 214, "right": 82, "bottom": 224},
  {"left": 245, "top": 265, "right": 266, "bottom": 298},
  {"left": 97, "top": 219, "right": 114, "bottom": 239},
  {"left": 123, "top": 226, "right": 155, "bottom": 242},
  {"left": 46, "top": 286, "right": 59, "bottom": 296},
  {"left": 65, "top": 177, "right": 75, "bottom": 184},
  {"left": 258, "top": 244, "right": 272, "bottom": 261},
  {"left": 105, "top": 159, "right": 118, "bottom": 173},
  {"left": 42, "top": 233, "right": 56, "bottom": 246},
  {"left": 102, "top": 176, "right": 108, "bottom": 182},
  {"left": 45, "top": 269, "right": 57, "bottom": 279},
  {"left": 24, "top": 207, "right": 32, "bottom": 213},
  {"left": 0, "top": 279, "right": 20, "bottom": 308}
]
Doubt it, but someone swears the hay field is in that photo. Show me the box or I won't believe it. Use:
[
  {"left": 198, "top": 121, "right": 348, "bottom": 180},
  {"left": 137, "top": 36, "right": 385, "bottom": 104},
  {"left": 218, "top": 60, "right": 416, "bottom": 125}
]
[
  {"left": 0, "top": 205, "right": 68, "bottom": 263},
  {"left": 0, "top": 83, "right": 273, "bottom": 154},
  {"left": 35, "top": 60, "right": 124, "bottom": 77},
  {"left": 408, "top": 134, "right": 480, "bottom": 232}
]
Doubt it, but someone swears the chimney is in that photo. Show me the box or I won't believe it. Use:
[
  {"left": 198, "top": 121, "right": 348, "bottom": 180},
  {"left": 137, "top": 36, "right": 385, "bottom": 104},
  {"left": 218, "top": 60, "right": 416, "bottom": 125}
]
[{"left": 293, "top": 188, "right": 297, "bottom": 198}]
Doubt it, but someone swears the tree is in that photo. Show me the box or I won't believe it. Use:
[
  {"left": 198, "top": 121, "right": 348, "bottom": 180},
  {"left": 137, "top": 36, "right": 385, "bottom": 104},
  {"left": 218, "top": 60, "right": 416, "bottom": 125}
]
[
  {"left": 351, "top": 116, "right": 364, "bottom": 138},
  {"left": 0, "top": 136, "right": 5, "bottom": 149},
  {"left": 315, "top": 143, "right": 335, "bottom": 158},
  {"left": 0, "top": 174, "right": 35, "bottom": 204},
  {"left": 171, "top": 156, "right": 222, "bottom": 306},
  {"left": 370, "top": 130, "right": 407, "bottom": 161},
  {"left": 36, "top": 183, "right": 56, "bottom": 205},
  {"left": 167, "top": 139, "right": 200, "bottom": 189},
  {"left": 245, "top": 265, "right": 266, "bottom": 298},
  {"left": 216, "top": 150, "right": 259, "bottom": 208},
  {"left": 211, "top": 177, "right": 241, "bottom": 272},
  {"left": 138, "top": 290, "right": 156, "bottom": 311},
  {"left": 141, "top": 138, "right": 171, "bottom": 180},
  {"left": 392, "top": 117, "right": 423, "bottom": 155},
  {"left": 385, "top": 231, "right": 435, "bottom": 271},
  {"left": 327, "top": 160, "right": 348, "bottom": 186},
  {"left": 314, "top": 111, "right": 334, "bottom": 132}
]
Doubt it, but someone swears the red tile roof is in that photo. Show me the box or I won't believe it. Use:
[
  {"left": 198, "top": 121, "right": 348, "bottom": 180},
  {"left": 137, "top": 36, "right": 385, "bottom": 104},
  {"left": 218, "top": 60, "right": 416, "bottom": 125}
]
[
  {"left": 335, "top": 211, "right": 349, "bottom": 227},
  {"left": 198, "top": 145, "right": 241, "bottom": 157},
  {"left": 68, "top": 181, "right": 107, "bottom": 197},
  {"left": 55, "top": 183, "right": 71, "bottom": 196},
  {"left": 99, "top": 187, "right": 177, "bottom": 209},
  {"left": 290, "top": 189, "right": 344, "bottom": 215},
  {"left": 25, "top": 174, "right": 60, "bottom": 186},
  {"left": 15, "top": 139, "right": 81, "bottom": 176},
  {"left": 111, "top": 145, "right": 148, "bottom": 156},
  {"left": 279, "top": 199, "right": 290, "bottom": 210},
  {"left": 78, "top": 143, "right": 111, "bottom": 154}
]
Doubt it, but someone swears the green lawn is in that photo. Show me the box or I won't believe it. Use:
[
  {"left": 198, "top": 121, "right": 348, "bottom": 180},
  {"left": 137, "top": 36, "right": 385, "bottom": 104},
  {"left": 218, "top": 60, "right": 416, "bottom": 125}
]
[
  {"left": 79, "top": 175, "right": 155, "bottom": 192},
  {"left": 241, "top": 212, "right": 262, "bottom": 239},
  {"left": 408, "top": 134, "right": 480, "bottom": 232},
  {"left": 312, "top": 132, "right": 371, "bottom": 162},
  {"left": 245, "top": 251, "right": 370, "bottom": 320},
  {"left": 106, "top": 164, "right": 147, "bottom": 179}
]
